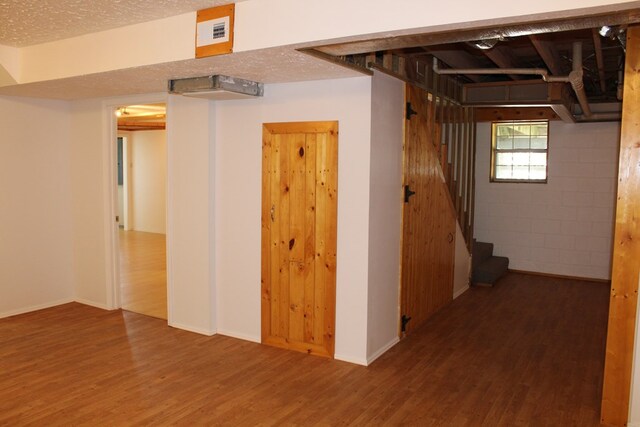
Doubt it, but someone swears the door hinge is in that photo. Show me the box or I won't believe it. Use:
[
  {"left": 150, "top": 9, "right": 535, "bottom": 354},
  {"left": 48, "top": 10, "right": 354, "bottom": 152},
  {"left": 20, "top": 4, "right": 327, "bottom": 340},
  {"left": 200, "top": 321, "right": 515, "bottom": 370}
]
[
  {"left": 404, "top": 185, "right": 416, "bottom": 203},
  {"left": 406, "top": 102, "right": 417, "bottom": 120},
  {"left": 401, "top": 314, "right": 412, "bottom": 333},
  {"left": 115, "top": 215, "right": 119, "bottom": 222}
]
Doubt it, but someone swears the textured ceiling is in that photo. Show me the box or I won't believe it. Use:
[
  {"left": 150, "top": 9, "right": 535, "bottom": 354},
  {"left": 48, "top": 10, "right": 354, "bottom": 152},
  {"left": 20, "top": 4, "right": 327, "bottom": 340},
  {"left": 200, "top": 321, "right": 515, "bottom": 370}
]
[
  {"left": 0, "top": 0, "right": 240, "bottom": 47},
  {"left": 0, "top": 46, "right": 364, "bottom": 99}
]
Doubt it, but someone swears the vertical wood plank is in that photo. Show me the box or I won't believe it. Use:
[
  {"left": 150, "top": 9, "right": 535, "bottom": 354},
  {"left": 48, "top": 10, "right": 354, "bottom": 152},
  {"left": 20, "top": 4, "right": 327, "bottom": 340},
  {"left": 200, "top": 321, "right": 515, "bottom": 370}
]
[
  {"left": 469, "top": 111, "right": 477, "bottom": 249},
  {"left": 261, "top": 128, "right": 272, "bottom": 341},
  {"left": 278, "top": 134, "right": 291, "bottom": 339},
  {"left": 289, "top": 133, "right": 306, "bottom": 342},
  {"left": 601, "top": 25, "right": 640, "bottom": 427},
  {"left": 269, "top": 134, "right": 282, "bottom": 337},
  {"left": 304, "top": 134, "right": 317, "bottom": 343},
  {"left": 313, "top": 134, "right": 328, "bottom": 347},
  {"left": 324, "top": 125, "right": 338, "bottom": 356},
  {"left": 455, "top": 103, "right": 463, "bottom": 216}
]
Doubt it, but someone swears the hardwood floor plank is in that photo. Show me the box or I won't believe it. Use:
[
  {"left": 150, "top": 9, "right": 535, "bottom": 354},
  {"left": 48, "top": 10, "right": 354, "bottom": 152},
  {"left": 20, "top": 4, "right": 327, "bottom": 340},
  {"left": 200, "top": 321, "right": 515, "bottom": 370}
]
[
  {"left": 119, "top": 229, "right": 167, "bottom": 320},
  {"left": 0, "top": 273, "right": 608, "bottom": 425}
]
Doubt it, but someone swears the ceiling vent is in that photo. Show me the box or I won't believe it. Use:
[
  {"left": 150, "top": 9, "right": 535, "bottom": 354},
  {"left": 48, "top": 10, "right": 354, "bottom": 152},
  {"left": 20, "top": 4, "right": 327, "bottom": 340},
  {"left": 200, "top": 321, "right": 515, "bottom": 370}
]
[{"left": 168, "top": 75, "right": 264, "bottom": 100}]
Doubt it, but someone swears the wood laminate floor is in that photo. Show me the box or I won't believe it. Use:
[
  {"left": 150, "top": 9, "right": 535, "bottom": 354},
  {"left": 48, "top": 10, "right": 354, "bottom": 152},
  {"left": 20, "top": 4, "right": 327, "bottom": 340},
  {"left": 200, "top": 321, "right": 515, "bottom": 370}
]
[
  {"left": 119, "top": 229, "right": 167, "bottom": 320},
  {"left": 0, "top": 273, "right": 609, "bottom": 426}
]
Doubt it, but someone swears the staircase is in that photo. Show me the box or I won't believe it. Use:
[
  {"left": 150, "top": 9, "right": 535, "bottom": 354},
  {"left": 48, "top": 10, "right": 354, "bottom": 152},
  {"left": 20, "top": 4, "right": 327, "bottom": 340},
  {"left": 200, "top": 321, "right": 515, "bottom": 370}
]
[
  {"left": 472, "top": 241, "right": 509, "bottom": 286},
  {"left": 353, "top": 51, "right": 477, "bottom": 250}
]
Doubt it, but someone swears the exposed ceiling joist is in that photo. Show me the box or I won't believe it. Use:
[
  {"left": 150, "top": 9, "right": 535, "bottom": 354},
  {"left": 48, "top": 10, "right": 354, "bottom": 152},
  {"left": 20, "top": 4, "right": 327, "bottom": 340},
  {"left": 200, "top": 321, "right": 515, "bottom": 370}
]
[
  {"left": 482, "top": 45, "right": 525, "bottom": 80},
  {"left": 592, "top": 28, "right": 608, "bottom": 93},
  {"left": 529, "top": 34, "right": 565, "bottom": 75}
]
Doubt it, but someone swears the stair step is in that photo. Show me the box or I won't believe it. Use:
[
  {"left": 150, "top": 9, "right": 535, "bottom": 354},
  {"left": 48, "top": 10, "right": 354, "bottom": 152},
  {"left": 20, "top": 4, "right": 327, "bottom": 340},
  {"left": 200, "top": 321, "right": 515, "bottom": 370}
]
[
  {"left": 472, "top": 241, "right": 494, "bottom": 268},
  {"left": 472, "top": 255, "right": 509, "bottom": 286}
]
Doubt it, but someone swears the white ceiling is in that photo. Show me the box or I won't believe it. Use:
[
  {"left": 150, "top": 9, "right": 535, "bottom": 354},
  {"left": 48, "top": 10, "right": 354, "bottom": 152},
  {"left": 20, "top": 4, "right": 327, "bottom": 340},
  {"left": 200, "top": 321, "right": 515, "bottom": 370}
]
[
  {"left": 0, "top": 46, "right": 362, "bottom": 99},
  {"left": 0, "top": 0, "right": 240, "bottom": 47},
  {"left": 0, "top": 0, "right": 361, "bottom": 99}
]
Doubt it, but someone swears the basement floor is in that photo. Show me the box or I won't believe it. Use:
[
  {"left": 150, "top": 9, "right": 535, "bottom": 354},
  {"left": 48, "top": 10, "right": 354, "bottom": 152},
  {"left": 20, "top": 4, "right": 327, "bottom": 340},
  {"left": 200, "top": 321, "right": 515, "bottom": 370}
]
[{"left": 0, "top": 273, "right": 608, "bottom": 425}]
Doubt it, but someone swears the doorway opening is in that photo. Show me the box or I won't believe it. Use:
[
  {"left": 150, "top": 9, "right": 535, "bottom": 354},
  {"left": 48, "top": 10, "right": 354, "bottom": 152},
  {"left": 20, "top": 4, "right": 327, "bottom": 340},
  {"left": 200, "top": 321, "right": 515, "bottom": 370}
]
[{"left": 115, "top": 103, "right": 168, "bottom": 320}]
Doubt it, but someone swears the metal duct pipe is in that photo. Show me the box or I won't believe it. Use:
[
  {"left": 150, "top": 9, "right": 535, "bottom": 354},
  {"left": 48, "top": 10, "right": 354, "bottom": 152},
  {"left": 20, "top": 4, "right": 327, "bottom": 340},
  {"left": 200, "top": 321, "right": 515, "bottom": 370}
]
[
  {"left": 618, "top": 68, "right": 624, "bottom": 101},
  {"left": 568, "top": 42, "right": 593, "bottom": 118},
  {"left": 432, "top": 58, "right": 552, "bottom": 79},
  {"left": 432, "top": 58, "right": 571, "bottom": 83}
]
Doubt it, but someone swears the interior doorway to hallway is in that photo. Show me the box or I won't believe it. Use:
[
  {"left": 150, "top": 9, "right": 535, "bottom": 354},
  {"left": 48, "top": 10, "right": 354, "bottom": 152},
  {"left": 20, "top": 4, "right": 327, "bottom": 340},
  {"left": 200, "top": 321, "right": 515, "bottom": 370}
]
[{"left": 115, "top": 103, "right": 168, "bottom": 320}]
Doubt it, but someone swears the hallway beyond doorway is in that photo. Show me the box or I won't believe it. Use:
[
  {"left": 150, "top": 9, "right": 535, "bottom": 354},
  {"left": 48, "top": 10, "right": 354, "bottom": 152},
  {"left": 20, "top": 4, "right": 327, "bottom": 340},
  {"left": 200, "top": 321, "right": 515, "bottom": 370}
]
[{"left": 119, "top": 229, "right": 167, "bottom": 319}]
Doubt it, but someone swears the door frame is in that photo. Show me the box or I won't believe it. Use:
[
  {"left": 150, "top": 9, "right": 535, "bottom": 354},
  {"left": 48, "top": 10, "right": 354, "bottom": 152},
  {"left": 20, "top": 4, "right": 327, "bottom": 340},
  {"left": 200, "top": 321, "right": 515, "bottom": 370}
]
[
  {"left": 117, "top": 135, "right": 131, "bottom": 231},
  {"left": 101, "top": 93, "right": 168, "bottom": 314}
]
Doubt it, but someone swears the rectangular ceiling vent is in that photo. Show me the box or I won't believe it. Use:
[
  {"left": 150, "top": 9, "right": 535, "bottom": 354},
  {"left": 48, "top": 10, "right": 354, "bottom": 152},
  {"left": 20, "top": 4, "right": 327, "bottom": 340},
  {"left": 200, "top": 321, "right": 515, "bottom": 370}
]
[{"left": 168, "top": 75, "right": 264, "bottom": 100}]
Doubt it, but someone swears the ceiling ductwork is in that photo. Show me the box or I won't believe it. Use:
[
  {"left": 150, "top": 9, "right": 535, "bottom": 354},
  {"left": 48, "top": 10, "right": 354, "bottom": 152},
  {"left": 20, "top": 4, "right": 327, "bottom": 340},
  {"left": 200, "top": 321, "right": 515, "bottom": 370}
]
[{"left": 168, "top": 75, "right": 264, "bottom": 100}]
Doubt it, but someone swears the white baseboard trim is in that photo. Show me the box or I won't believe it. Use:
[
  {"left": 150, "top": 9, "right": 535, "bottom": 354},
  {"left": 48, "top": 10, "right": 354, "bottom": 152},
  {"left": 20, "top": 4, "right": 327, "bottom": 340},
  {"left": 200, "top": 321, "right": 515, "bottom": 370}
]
[
  {"left": 367, "top": 336, "right": 400, "bottom": 365},
  {"left": 0, "top": 297, "right": 75, "bottom": 319},
  {"left": 334, "top": 353, "right": 368, "bottom": 366},
  {"left": 168, "top": 321, "right": 216, "bottom": 336},
  {"left": 74, "top": 298, "right": 112, "bottom": 311},
  {"left": 216, "top": 329, "right": 261, "bottom": 343},
  {"left": 453, "top": 285, "right": 470, "bottom": 300}
]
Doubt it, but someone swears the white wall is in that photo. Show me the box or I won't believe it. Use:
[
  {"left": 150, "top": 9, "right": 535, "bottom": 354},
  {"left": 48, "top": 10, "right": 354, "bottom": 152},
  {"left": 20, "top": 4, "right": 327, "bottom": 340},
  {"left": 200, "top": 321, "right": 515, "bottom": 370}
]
[
  {"left": 130, "top": 130, "right": 167, "bottom": 234},
  {"left": 0, "top": 96, "right": 74, "bottom": 317},
  {"left": 69, "top": 99, "right": 111, "bottom": 307},
  {"left": 166, "top": 94, "right": 216, "bottom": 335},
  {"left": 366, "top": 72, "right": 404, "bottom": 363},
  {"left": 214, "top": 77, "right": 373, "bottom": 364},
  {"left": 474, "top": 121, "right": 619, "bottom": 280}
]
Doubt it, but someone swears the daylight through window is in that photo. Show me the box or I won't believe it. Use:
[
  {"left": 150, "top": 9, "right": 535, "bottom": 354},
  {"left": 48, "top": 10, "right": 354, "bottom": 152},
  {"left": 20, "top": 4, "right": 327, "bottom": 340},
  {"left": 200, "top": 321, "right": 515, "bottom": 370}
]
[{"left": 491, "top": 121, "right": 548, "bottom": 183}]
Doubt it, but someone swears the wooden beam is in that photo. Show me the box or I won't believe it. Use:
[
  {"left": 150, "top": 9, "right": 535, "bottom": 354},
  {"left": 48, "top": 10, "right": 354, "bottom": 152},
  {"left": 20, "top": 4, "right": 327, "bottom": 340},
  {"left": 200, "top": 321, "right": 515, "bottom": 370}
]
[
  {"left": 601, "top": 25, "right": 640, "bottom": 427},
  {"left": 312, "top": 9, "right": 640, "bottom": 56},
  {"left": 529, "top": 34, "right": 565, "bottom": 75},
  {"left": 474, "top": 107, "right": 559, "bottom": 122},
  {"left": 482, "top": 45, "right": 524, "bottom": 80},
  {"left": 592, "top": 28, "right": 608, "bottom": 94}
]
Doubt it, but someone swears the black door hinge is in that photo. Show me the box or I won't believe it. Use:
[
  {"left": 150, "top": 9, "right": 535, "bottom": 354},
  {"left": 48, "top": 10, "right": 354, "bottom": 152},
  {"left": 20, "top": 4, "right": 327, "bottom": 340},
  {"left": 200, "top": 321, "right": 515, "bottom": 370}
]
[
  {"left": 406, "top": 102, "right": 417, "bottom": 120},
  {"left": 401, "top": 314, "right": 412, "bottom": 333},
  {"left": 404, "top": 185, "right": 416, "bottom": 203}
]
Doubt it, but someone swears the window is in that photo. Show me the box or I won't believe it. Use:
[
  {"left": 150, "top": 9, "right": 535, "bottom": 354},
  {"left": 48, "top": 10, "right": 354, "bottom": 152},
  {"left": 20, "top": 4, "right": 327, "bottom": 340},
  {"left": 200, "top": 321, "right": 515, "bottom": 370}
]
[{"left": 491, "top": 121, "right": 548, "bottom": 183}]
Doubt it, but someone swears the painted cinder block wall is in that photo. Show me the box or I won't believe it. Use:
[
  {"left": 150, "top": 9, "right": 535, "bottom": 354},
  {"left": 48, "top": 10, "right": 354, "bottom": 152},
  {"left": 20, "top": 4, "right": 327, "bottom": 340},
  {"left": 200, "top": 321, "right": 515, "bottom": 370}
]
[{"left": 474, "top": 121, "right": 620, "bottom": 280}]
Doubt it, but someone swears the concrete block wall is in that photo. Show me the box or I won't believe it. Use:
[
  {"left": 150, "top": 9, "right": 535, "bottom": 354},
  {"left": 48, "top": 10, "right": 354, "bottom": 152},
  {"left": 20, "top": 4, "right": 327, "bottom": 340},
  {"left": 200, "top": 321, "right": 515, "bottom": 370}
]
[{"left": 474, "top": 121, "right": 620, "bottom": 280}]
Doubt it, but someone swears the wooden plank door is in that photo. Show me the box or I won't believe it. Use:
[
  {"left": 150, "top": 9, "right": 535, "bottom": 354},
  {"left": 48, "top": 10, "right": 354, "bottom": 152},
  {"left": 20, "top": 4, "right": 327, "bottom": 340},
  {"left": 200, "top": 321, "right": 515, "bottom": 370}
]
[
  {"left": 261, "top": 121, "right": 338, "bottom": 358},
  {"left": 400, "top": 84, "right": 456, "bottom": 335}
]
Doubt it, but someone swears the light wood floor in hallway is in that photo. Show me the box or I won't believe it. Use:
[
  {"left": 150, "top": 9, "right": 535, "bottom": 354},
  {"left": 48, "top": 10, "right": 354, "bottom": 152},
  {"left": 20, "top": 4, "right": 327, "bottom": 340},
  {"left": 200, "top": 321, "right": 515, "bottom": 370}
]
[
  {"left": 119, "top": 229, "right": 167, "bottom": 320},
  {"left": 0, "top": 273, "right": 609, "bottom": 425}
]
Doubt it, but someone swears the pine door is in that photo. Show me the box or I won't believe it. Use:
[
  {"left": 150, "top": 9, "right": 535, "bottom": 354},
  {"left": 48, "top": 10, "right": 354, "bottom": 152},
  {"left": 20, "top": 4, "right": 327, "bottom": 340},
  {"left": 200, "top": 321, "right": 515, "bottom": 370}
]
[{"left": 261, "top": 121, "right": 338, "bottom": 358}]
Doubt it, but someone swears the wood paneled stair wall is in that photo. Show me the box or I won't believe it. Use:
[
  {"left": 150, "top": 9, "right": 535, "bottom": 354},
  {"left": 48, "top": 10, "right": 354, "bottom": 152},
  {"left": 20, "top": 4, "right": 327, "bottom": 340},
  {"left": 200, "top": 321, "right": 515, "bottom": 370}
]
[{"left": 348, "top": 51, "right": 477, "bottom": 250}]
